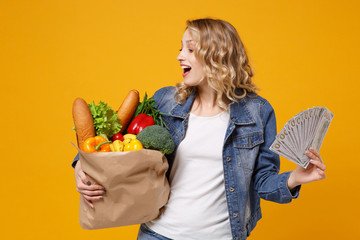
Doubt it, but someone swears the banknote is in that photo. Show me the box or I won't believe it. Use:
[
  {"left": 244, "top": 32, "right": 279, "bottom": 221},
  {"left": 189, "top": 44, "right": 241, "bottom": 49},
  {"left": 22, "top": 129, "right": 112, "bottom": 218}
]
[{"left": 270, "top": 107, "right": 334, "bottom": 168}]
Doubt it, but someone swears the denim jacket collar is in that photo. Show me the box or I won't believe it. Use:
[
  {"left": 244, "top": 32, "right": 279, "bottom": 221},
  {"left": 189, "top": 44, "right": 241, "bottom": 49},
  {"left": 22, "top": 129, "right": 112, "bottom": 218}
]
[
  {"left": 169, "top": 92, "right": 195, "bottom": 118},
  {"left": 169, "top": 91, "right": 255, "bottom": 125},
  {"left": 229, "top": 98, "right": 256, "bottom": 125}
]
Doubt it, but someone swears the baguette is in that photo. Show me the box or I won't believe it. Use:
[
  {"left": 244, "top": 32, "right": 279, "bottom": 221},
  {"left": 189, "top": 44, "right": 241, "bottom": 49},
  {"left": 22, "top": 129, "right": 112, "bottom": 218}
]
[
  {"left": 117, "top": 90, "right": 139, "bottom": 133},
  {"left": 72, "top": 97, "right": 95, "bottom": 150}
]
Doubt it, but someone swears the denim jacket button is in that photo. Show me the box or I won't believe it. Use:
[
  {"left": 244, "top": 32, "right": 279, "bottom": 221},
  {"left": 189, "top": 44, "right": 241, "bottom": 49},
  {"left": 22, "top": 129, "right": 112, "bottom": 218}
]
[
  {"left": 226, "top": 157, "right": 231, "bottom": 162},
  {"left": 229, "top": 187, "right": 235, "bottom": 192},
  {"left": 232, "top": 213, "right": 238, "bottom": 218}
]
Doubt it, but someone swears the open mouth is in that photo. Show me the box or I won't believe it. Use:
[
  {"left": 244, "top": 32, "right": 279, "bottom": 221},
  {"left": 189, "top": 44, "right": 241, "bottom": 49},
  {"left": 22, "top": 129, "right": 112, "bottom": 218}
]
[
  {"left": 181, "top": 66, "right": 192, "bottom": 76},
  {"left": 183, "top": 67, "right": 191, "bottom": 73}
]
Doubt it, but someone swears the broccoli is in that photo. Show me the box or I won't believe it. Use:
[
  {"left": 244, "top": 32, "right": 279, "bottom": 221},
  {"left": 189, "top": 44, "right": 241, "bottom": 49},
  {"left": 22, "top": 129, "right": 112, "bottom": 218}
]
[{"left": 136, "top": 125, "right": 175, "bottom": 154}]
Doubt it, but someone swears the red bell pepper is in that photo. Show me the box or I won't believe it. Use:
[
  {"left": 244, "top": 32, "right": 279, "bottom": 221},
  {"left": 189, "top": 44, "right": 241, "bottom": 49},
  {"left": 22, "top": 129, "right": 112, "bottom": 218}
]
[{"left": 127, "top": 113, "right": 154, "bottom": 134}]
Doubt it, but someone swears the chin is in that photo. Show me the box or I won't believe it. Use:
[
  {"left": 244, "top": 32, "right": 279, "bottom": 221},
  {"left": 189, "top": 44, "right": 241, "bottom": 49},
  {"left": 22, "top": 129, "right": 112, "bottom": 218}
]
[
  {"left": 183, "top": 78, "right": 203, "bottom": 87},
  {"left": 183, "top": 81, "right": 196, "bottom": 87}
]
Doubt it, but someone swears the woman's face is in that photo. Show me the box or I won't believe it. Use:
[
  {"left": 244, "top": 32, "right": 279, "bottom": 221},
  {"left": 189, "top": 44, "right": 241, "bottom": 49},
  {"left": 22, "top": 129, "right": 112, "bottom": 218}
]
[{"left": 177, "top": 29, "right": 205, "bottom": 86}]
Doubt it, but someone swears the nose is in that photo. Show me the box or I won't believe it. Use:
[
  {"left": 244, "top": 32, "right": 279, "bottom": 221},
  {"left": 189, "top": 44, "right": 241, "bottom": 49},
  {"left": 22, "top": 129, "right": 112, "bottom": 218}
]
[{"left": 177, "top": 50, "right": 185, "bottom": 62}]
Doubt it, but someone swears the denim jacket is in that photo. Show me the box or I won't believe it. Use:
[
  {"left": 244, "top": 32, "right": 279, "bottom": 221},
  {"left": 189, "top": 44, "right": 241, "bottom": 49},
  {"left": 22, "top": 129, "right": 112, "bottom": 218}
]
[
  {"left": 72, "top": 86, "right": 300, "bottom": 240},
  {"left": 152, "top": 86, "right": 300, "bottom": 240}
]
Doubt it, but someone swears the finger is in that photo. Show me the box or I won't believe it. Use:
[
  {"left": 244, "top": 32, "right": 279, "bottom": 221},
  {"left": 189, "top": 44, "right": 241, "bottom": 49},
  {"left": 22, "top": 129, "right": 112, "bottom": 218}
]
[
  {"left": 77, "top": 170, "right": 92, "bottom": 186},
  {"left": 84, "top": 198, "right": 94, "bottom": 209},
  {"left": 83, "top": 194, "right": 104, "bottom": 202},
  {"left": 309, "top": 159, "right": 326, "bottom": 171},
  {"left": 316, "top": 168, "right": 326, "bottom": 180},
  {"left": 305, "top": 150, "right": 320, "bottom": 161},
  {"left": 309, "top": 148, "right": 323, "bottom": 162},
  {"left": 81, "top": 189, "right": 106, "bottom": 197},
  {"left": 77, "top": 182, "right": 105, "bottom": 191}
]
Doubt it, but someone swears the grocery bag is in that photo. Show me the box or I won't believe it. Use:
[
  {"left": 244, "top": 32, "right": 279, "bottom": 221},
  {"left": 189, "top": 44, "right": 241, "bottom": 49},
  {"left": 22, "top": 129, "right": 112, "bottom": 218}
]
[{"left": 75, "top": 146, "right": 170, "bottom": 230}]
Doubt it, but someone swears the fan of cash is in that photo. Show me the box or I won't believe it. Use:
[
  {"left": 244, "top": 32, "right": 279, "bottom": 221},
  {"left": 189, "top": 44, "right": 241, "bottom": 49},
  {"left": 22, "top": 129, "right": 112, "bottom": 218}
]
[{"left": 270, "top": 107, "right": 334, "bottom": 168}]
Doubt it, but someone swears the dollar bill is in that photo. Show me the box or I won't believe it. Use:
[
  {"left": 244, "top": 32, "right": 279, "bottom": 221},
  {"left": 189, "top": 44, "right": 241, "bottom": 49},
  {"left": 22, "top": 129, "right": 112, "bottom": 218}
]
[{"left": 270, "top": 107, "right": 333, "bottom": 168}]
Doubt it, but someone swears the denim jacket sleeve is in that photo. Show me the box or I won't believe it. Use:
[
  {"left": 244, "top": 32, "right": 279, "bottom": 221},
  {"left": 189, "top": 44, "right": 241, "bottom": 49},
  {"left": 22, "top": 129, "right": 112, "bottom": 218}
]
[
  {"left": 72, "top": 153, "right": 79, "bottom": 168},
  {"left": 252, "top": 100, "right": 300, "bottom": 203}
]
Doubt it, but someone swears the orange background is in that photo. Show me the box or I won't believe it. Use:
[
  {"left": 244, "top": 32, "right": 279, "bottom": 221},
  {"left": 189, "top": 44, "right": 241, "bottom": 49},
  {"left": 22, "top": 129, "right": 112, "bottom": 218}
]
[{"left": 1, "top": 0, "right": 359, "bottom": 239}]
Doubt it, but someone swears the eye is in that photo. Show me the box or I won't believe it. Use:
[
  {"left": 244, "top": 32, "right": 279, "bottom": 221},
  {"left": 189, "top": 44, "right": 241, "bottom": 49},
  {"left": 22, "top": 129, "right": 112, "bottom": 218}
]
[{"left": 188, "top": 49, "right": 194, "bottom": 53}]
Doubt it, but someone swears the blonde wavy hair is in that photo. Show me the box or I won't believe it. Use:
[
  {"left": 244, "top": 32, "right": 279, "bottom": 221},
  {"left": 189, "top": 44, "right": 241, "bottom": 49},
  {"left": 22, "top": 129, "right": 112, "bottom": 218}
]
[{"left": 176, "top": 18, "right": 258, "bottom": 110}]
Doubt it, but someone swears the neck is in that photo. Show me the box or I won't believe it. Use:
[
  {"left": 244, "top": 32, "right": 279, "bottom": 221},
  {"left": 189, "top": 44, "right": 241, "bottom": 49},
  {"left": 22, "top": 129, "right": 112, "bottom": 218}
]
[{"left": 191, "top": 83, "right": 224, "bottom": 117}]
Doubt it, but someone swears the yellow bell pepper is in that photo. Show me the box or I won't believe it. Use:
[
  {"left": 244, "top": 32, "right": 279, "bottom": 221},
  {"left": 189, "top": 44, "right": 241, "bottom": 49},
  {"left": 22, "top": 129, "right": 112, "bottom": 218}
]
[
  {"left": 124, "top": 139, "right": 143, "bottom": 151},
  {"left": 110, "top": 140, "right": 124, "bottom": 152},
  {"left": 123, "top": 134, "right": 136, "bottom": 145}
]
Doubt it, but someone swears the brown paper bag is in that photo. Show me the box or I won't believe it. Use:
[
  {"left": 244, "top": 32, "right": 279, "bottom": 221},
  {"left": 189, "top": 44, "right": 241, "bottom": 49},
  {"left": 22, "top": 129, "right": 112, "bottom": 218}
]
[{"left": 76, "top": 147, "right": 170, "bottom": 230}]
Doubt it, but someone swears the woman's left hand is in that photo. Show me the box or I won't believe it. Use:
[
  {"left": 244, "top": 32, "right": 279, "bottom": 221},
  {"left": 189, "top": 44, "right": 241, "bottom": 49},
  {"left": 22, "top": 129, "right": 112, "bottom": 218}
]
[{"left": 287, "top": 147, "right": 326, "bottom": 190}]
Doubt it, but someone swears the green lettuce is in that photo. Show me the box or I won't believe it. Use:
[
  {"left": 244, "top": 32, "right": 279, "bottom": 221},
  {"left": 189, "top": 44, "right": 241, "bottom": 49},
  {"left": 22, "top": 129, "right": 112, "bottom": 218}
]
[{"left": 88, "top": 101, "right": 122, "bottom": 140}]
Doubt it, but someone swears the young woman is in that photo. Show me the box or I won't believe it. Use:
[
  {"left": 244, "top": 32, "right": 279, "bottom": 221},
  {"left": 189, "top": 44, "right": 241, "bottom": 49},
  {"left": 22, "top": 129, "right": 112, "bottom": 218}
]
[{"left": 73, "top": 18, "right": 326, "bottom": 240}]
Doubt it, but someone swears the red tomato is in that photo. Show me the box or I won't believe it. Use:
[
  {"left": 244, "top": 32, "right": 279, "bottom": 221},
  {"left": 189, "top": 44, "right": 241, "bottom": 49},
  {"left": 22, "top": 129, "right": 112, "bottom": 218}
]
[{"left": 111, "top": 133, "right": 124, "bottom": 142}]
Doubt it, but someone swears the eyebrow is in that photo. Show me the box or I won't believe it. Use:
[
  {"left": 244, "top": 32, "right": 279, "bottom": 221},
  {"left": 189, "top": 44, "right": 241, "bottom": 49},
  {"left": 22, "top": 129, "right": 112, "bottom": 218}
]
[{"left": 181, "top": 40, "right": 195, "bottom": 46}]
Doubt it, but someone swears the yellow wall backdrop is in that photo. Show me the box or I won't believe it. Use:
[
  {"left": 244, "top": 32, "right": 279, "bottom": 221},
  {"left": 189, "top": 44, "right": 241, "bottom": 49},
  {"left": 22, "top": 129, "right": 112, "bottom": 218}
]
[{"left": 1, "top": 0, "right": 359, "bottom": 239}]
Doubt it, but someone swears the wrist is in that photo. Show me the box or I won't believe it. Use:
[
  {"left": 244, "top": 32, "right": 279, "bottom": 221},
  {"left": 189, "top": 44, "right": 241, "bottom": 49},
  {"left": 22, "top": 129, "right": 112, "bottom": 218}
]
[
  {"left": 74, "top": 160, "right": 81, "bottom": 172},
  {"left": 287, "top": 171, "right": 300, "bottom": 190}
]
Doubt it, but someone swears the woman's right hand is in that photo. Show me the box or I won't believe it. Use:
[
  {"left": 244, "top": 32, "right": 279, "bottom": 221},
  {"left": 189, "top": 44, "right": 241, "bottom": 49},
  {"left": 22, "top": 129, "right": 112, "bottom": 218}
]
[{"left": 74, "top": 160, "right": 106, "bottom": 209}]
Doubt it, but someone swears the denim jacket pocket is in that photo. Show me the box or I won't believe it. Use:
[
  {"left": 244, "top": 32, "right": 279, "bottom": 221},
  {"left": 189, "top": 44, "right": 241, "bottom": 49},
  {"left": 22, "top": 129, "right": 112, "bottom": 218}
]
[{"left": 233, "top": 132, "right": 264, "bottom": 171}]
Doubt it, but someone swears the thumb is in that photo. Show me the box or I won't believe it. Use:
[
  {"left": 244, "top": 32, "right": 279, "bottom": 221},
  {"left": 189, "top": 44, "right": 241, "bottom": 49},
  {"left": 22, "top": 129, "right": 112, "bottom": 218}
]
[
  {"left": 75, "top": 162, "right": 91, "bottom": 186},
  {"left": 78, "top": 170, "right": 91, "bottom": 186}
]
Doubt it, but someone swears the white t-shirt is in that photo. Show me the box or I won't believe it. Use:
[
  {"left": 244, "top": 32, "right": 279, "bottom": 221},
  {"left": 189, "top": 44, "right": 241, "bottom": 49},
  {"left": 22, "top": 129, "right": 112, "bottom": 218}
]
[{"left": 146, "top": 111, "right": 232, "bottom": 240}]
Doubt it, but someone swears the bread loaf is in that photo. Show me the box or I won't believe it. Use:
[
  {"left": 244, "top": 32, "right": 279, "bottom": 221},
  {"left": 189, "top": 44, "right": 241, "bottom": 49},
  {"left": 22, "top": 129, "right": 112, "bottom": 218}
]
[{"left": 72, "top": 98, "right": 95, "bottom": 150}]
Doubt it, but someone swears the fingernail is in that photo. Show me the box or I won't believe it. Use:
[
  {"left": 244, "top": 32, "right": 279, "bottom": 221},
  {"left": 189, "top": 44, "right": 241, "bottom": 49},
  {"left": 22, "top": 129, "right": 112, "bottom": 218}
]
[
  {"left": 102, "top": 187, "right": 105, "bottom": 190},
  {"left": 305, "top": 150, "right": 309, "bottom": 154},
  {"left": 100, "top": 197, "right": 103, "bottom": 200},
  {"left": 86, "top": 181, "right": 91, "bottom": 186},
  {"left": 103, "top": 191, "right": 106, "bottom": 194},
  {"left": 310, "top": 159, "right": 314, "bottom": 163}
]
